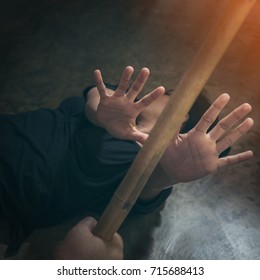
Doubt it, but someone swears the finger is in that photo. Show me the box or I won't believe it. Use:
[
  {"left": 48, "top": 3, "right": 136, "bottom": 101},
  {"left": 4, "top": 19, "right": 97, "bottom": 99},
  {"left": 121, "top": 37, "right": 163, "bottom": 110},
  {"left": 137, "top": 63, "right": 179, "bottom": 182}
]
[
  {"left": 209, "top": 103, "right": 252, "bottom": 141},
  {"left": 94, "top": 70, "right": 107, "bottom": 98},
  {"left": 217, "top": 150, "right": 253, "bottom": 169},
  {"left": 112, "top": 232, "right": 124, "bottom": 249},
  {"left": 216, "top": 118, "right": 254, "bottom": 154},
  {"left": 195, "top": 93, "right": 230, "bottom": 133},
  {"left": 114, "top": 66, "right": 134, "bottom": 96},
  {"left": 127, "top": 130, "right": 149, "bottom": 145},
  {"left": 78, "top": 216, "right": 98, "bottom": 230},
  {"left": 126, "top": 67, "right": 150, "bottom": 100},
  {"left": 135, "top": 86, "right": 165, "bottom": 111},
  {"left": 107, "top": 232, "right": 124, "bottom": 259}
]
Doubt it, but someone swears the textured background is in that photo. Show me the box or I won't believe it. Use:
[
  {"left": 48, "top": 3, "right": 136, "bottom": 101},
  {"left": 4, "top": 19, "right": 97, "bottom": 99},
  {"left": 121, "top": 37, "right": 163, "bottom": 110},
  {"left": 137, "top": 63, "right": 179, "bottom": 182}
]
[{"left": 0, "top": 0, "right": 260, "bottom": 259}]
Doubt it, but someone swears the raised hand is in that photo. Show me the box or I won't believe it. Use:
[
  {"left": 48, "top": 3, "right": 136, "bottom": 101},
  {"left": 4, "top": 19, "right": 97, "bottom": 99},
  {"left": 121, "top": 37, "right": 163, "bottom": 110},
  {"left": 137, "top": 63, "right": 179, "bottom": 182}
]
[
  {"left": 94, "top": 66, "right": 165, "bottom": 144},
  {"left": 160, "top": 93, "right": 254, "bottom": 182}
]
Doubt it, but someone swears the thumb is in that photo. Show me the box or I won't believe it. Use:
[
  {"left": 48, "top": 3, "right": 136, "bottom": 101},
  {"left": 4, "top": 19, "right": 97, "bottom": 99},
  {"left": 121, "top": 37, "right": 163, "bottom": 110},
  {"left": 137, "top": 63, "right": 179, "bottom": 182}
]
[
  {"left": 77, "top": 216, "right": 98, "bottom": 231},
  {"left": 129, "top": 131, "right": 149, "bottom": 145}
]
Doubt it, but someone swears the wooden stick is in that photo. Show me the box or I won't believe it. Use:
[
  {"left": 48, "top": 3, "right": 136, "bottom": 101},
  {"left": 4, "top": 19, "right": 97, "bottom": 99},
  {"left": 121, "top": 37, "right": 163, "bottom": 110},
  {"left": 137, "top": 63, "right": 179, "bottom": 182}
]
[{"left": 93, "top": 0, "right": 256, "bottom": 240}]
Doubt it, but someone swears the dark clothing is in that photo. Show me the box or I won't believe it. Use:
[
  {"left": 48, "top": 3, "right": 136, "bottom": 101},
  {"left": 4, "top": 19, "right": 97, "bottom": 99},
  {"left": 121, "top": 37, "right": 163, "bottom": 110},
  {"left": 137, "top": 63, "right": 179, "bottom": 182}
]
[{"left": 0, "top": 90, "right": 171, "bottom": 256}]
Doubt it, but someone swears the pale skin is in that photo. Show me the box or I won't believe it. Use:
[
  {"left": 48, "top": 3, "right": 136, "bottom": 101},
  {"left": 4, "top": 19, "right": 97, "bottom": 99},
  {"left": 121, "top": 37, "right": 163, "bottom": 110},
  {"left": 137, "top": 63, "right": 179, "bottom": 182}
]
[{"left": 85, "top": 66, "right": 165, "bottom": 144}]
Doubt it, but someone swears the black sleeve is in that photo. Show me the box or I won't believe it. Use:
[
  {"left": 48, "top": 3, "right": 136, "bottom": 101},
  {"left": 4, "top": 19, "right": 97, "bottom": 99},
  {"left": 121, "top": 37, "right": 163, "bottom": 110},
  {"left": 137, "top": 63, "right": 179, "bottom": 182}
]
[{"left": 132, "top": 188, "right": 172, "bottom": 214}]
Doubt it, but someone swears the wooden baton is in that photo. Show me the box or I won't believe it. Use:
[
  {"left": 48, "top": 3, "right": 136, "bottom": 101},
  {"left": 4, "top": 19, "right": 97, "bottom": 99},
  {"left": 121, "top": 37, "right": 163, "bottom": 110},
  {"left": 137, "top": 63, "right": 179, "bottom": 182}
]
[{"left": 93, "top": 0, "right": 256, "bottom": 240}]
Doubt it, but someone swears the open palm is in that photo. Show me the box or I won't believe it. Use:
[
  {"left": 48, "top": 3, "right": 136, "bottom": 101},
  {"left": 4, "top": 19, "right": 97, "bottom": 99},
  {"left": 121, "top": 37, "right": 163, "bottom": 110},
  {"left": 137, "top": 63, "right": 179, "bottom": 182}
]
[
  {"left": 94, "top": 66, "right": 165, "bottom": 144},
  {"left": 160, "top": 93, "right": 254, "bottom": 182}
]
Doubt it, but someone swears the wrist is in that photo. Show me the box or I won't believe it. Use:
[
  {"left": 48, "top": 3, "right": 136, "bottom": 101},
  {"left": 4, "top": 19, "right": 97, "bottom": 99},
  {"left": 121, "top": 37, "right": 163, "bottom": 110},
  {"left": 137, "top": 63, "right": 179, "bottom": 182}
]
[
  {"left": 134, "top": 188, "right": 173, "bottom": 214},
  {"left": 138, "top": 163, "right": 178, "bottom": 203}
]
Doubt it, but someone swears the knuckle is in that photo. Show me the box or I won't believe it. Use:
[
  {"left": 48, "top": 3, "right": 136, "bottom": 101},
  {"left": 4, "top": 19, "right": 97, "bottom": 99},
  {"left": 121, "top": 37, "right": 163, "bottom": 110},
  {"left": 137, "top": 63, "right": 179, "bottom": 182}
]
[
  {"left": 132, "top": 84, "right": 139, "bottom": 92},
  {"left": 224, "top": 137, "right": 233, "bottom": 146},
  {"left": 218, "top": 120, "right": 229, "bottom": 131},
  {"left": 202, "top": 114, "right": 215, "bottom": 124}
]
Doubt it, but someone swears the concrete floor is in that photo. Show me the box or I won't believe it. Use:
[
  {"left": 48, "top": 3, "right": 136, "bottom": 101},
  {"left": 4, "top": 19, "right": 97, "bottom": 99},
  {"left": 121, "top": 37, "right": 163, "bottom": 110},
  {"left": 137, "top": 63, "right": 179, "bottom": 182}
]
[{"left": 0, "top": 0, "right": 260, "bottom": 259}]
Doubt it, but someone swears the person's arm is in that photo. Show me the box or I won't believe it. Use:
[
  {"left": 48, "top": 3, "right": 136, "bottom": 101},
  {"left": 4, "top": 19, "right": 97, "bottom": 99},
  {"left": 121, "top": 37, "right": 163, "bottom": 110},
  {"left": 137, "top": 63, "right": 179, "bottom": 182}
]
[
  {"left": 138, "top": 163, "right": 177, "bottom": 203},
  {"left": 54, "top": 216, "right": 123, "bottom": 260},
  {"left": 159, "top": 93, "right": 254, "bottom": 182},
  {"left": 138, "top": 93, "right": 254, "bottom": 204},
  {"left": 84, "top": 66, "right": 165, "bottom": 144},
  {"left": 85, "top": 67, "right": 254, "bottom": 204}
]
